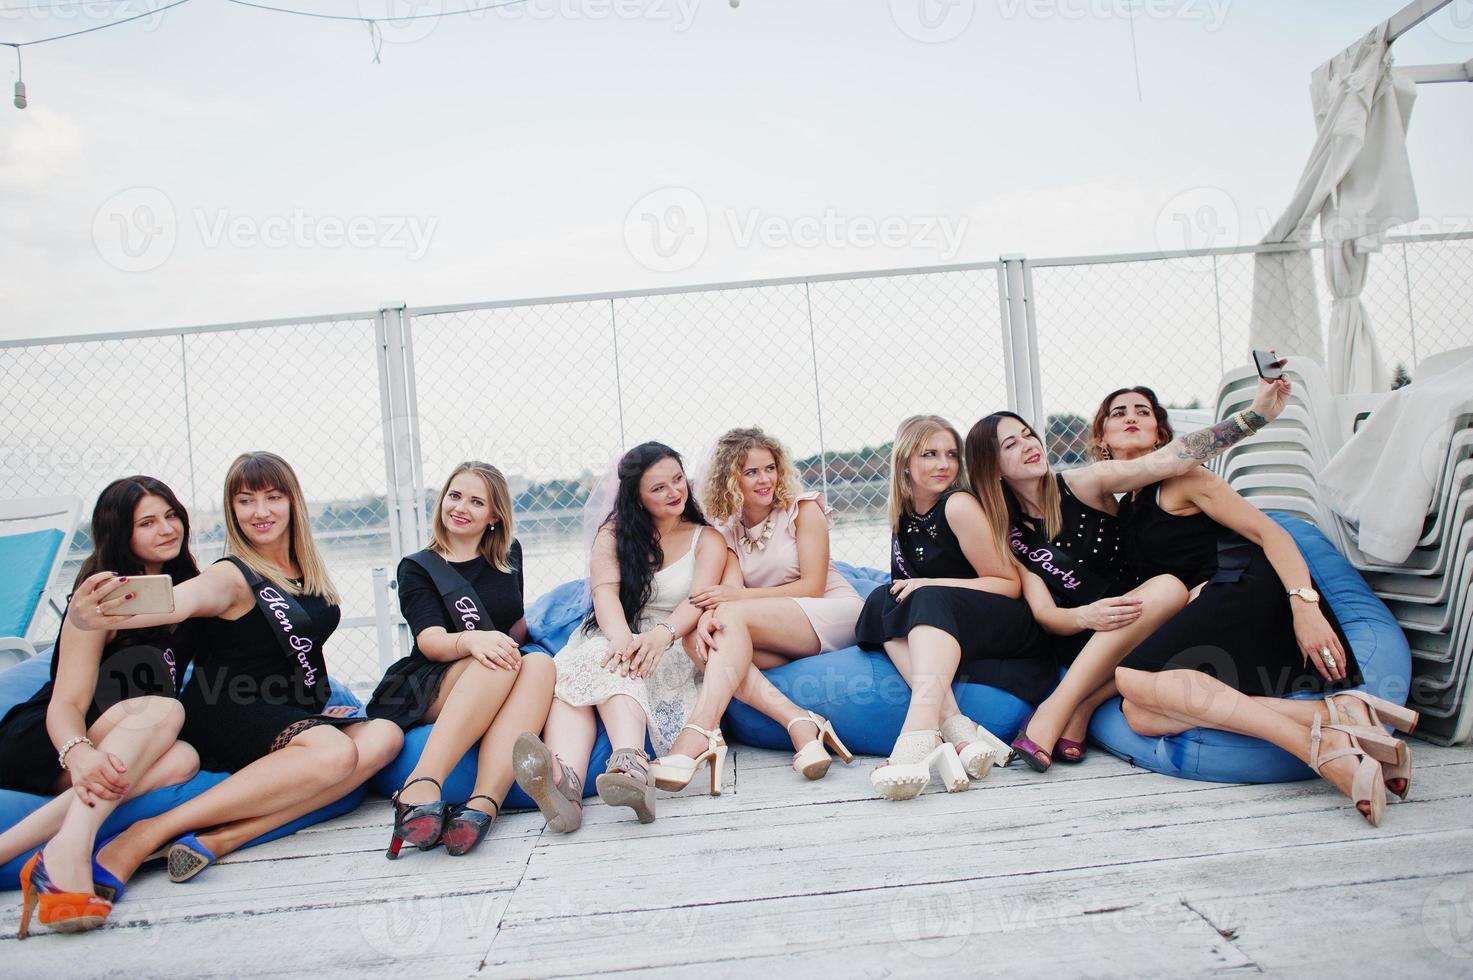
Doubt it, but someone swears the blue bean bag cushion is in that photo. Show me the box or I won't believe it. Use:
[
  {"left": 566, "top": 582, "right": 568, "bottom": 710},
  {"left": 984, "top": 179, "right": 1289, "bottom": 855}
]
[
  {"left": 371, "top": 586, "right": 650, "bottom": 805},
  {"left": 1087, "top": 514, "right": 1413, "bottom": 783},
  {"left": 0, "top": 651, "right": 367, "bottom": 891},
  {"left": 721, "top": 562, "right": 1034, "bottom": 754}
]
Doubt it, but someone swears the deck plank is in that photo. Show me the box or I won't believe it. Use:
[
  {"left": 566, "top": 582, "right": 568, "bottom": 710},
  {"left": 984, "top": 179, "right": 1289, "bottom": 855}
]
[{"left": 2, "top": 744, "right": 1469, "bottom": 977}]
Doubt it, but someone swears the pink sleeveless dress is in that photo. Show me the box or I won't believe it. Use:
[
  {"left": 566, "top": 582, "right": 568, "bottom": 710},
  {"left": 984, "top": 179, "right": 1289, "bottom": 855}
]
[{"left": 715, "top": 492, "right": 864, "bottom": 652}]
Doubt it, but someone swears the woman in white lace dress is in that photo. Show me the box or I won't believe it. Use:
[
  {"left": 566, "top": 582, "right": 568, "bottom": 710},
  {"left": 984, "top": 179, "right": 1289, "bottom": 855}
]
[{"left": 513, "top": 442, "right": 726, "bottom": 826}]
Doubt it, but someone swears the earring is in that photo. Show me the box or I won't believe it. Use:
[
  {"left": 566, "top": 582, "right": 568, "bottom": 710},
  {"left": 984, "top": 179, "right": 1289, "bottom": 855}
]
[
  {"left": 1100, "top": 446, "right": 1112, "bottom": 460},
  {"left": 488, "top": 523, "right": 497, "bottom": 531}
]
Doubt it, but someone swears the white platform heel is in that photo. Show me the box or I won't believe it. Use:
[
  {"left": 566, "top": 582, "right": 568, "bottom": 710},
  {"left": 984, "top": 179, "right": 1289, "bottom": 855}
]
[
  {"left": 788, "top": 711, "right": 855, "bottom": 780},
  {"left": 941, "top": 714, "right": 1011, "bottom": 778},
  {"left": 871, "top": 730, "right": 969, "bottom": 801}
]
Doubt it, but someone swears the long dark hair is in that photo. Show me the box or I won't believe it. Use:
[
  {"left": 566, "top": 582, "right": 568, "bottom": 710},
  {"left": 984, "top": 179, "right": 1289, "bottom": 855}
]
[
  {"left": 583, "top": 442, "right": 707, "bottom": 634},
  {"left": 966, "top": 412, "right": 1062, "bottom": 549},
  {"left": 75, "top": 476, "right": 200, "bottom": 588}
]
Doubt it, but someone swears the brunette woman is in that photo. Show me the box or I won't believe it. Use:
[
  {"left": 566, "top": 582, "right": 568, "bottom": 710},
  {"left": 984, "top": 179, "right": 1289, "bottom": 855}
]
[
  {"left": 74, "top": 453, "right": 403, "bottom": 892},
  {"left": 966, "top": 375, "right": 1291, "bottom": 770},
  {"left": 1095, "top": 390, "right": 1406, "bottom": 826},
  {"left": 7, "top": 477, "right": 201, "bottom": 937},
  {"left": 514, "top": 442, "right": 727, "bottom": 827},
  {"left": 367, "top": 461, "right": 555, "bottom": 858},
  {"left": 858, "top": 415, "right": 1045, "bottom": 801}
]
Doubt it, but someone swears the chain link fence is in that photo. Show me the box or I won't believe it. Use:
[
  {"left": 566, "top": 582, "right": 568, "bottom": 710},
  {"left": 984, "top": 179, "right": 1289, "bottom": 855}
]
[
  {"left": 1031, "top": 233, "right": 1473, "bottom": 461},
  {"left": 3, "top": 233, "right": 1470, "bottom": 689},
  {"left": 0, "top": 315, "right": 395, "bottom": 685}
]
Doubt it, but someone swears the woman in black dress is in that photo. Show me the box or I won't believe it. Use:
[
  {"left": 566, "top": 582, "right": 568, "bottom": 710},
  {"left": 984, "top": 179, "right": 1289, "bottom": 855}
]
[
  {"left": 965, "top": 375, "right": 1291, "bottom": 770},
  {"left": 4, "top": 478, "right": 201, "bottom": 935},
  {"left": 1098, "top": 389, "right": 1406, "bottom": 827},
  {"left": 856, "top": 415, "right": 1045, "bottom": 800},
  {"left": 367, "top": 461, "right": 555, "bottom": 858},
  {"left": 73, "top": 452, "right": 403, "bottom": 890}
]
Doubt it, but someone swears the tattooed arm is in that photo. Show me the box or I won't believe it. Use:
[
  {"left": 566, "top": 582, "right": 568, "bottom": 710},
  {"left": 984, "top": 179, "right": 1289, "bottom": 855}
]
[{"left": 1067, "top": 373, "right": 1292, "bottom": 503}]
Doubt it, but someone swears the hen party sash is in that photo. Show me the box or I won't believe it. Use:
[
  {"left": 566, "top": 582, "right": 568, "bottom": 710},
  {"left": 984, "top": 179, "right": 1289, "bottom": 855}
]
[
  {"left": 405, "top": 550, "right": 488, "bottom": 633},
  {"left": 1009, "top": 522, "right": 1111, "bottom": 607},
  {"left": 225, "top": 556, "right": 329, "bottom": 703}
]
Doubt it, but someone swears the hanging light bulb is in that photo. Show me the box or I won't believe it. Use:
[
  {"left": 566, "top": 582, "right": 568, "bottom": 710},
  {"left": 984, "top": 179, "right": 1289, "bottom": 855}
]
[{"left": 13, "top": 80, "right": 25, "bottom": 109}]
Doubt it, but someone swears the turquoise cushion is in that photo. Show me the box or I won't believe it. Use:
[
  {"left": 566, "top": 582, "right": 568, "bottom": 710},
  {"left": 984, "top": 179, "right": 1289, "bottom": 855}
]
[
  {"left": 0, "top": 660, "right": 367, "bottom": 891},
  {"left": 1088, "top": 514, "right": 1414, "bottom": 783},
  {"left": 0, "top": 529, "right": 63, "bottom": 638}
]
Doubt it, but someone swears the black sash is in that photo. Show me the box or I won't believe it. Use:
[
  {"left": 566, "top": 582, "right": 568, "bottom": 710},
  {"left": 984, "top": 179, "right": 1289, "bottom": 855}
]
[
  {"left": 405, "top": 550, "right": 488, "bottom": 633},
  {"left": 1008, "top": 522, "right": 1111, "bottom": 607},
  {"left": 226, "top": 556, "right": 329, "bottom": 704}
]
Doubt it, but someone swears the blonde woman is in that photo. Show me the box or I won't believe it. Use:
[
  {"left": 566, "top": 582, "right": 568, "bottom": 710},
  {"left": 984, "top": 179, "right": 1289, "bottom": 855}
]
[
  {"left": 368, "top": 461, "right": 555, "bottom": 858},
  {"left": 856, "top": 416, "right": 1046, "bottom": 800},
  {"left": 71, "top": 452, "right": 403, "bottom": 892},
  {"left": 687, "top": 427, "right": 858, "bottom": 777}
]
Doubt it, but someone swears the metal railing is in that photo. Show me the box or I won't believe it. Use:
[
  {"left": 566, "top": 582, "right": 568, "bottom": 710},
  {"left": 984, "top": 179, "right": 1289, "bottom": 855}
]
[{"left": 4, "top": 231, "right": 1470, "bottom": 687}]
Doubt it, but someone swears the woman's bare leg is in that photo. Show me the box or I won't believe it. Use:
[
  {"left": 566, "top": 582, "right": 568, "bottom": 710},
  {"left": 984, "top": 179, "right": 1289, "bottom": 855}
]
[
  {"left": 1115, "top": 666, "right": 1366, "bottom": 808},
  {"left": 883, "top": 635, "right": 965, "bottom": 722},
  {"left": 96, "top": 723, "right": 368, "bottom": 884},
  {"left": 1023, "top": 575, "right": 1189, "bottom": 752},
  {"left": 36, "top": 696, "right": 189, "bottom": 892},
  {"left": 894, "top": 626, "right": 961, "bottom": 734},
  {"left": 595, "top": 694, "right": 648, "bottom": 755},
  {"left": 541, "top": 699, "right": 597, "bottom": 792},
  {"left": 192, "top": 720, "right": 404, "bottom": 859},
  {"left": 0, "top": 740, "right": 198, "bottom": 867},
  {"left": 395, "top": 659, "right": 518, "bottom": 808},
  {"left": 465, "top": 655, "right": 556, "bottom": 812}
]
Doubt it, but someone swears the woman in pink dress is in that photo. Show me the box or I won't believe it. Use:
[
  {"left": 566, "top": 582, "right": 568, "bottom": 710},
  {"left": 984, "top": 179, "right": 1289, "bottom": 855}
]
[{"left": 682, "top": 428, "right": 861, "bottom": 779}]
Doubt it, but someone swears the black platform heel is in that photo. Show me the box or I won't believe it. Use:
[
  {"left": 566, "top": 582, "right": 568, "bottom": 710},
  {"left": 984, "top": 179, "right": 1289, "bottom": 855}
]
[
  {"left": 442, "top": 795, "right": 499, "bottom": 857},
  {"left": 386, "top": 775, "right": 448, "bottom": 859}
]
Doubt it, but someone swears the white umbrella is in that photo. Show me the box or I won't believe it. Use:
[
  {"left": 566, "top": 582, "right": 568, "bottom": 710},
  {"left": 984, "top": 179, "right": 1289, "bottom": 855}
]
[{"left": 1249, "top": 22, "right": 1419, "bottom": 394}]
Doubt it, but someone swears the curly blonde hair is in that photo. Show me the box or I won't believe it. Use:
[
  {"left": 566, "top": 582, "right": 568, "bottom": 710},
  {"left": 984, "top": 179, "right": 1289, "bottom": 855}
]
[{"left": 702, "top": 427, "right": 801, "bottom": 523}]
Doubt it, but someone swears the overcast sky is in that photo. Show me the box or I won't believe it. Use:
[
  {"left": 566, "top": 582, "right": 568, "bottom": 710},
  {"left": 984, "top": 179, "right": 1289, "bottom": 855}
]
[{"left": 1, "top": 0, "right": 1471, "bottom": 342}]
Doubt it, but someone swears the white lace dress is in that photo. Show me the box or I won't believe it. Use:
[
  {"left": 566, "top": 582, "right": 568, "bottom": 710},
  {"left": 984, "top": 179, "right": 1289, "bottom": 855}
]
[{"left": 552, "top": 528, "right": 706, "bottom": 756}]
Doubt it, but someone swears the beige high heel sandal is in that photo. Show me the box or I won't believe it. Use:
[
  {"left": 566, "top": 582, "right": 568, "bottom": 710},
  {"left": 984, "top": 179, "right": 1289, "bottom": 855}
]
[
  {"left": 1309, "top": 717, "right": 1386, "bottom": 828},
  {"left": 871, "top": 730, "right": 969, "bottom": 801},
  {"left": 788, "top": 711, "right": 855, "bottom": 780},
  {"left": 1325, "top": 690, "right": 1419, "bottom": 734},
  {"left": 941, "top": 714, "right": 1010, "bottom": 778},
  {"left": 650, "top": 724, "right": 728, "bottom": 796},
  {"left": 1324, "top": 700, "right": 1413, "bottom": 801}
]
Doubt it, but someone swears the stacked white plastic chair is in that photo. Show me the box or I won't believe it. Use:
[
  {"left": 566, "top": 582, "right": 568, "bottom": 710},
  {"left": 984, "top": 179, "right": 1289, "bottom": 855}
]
[{"left": 1210, "top": 353, "right": 1473, "bottom": 744}]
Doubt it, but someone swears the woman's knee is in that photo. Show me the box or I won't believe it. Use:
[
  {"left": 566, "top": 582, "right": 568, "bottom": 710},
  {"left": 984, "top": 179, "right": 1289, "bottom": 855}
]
[
  {"left": 355, "top": 720, "right": 404, "bottom": 771},
  {"left": 99, "top": 695, "right": 185, "bottom": 736},
  {"left": 157, "top": 741, "right": 201, "bottom": 785},
  {"left": 1140, "top": 574, "right": 1190, "bottom": 613},
  {"left": 517, "top": 652, "right": 556, "bottom": 686},
  {"left": 292, "top": 726, "right": 360, "bottom": 782}
]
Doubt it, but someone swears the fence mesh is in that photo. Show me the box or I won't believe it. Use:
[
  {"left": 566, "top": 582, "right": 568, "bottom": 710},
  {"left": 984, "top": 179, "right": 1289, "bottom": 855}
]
[
  {"left": 4, "top": 234, "right": 1470, "bottom": 688},
  {"left": 0, "top": 317, "right": 393, "bottom": 685}
]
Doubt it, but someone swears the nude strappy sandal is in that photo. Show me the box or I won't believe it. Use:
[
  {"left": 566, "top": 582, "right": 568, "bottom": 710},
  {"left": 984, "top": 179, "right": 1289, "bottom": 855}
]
[
  {"left": 1309, "top": 717, "right": 1386, "bottom": 828},
  {"left": 650, "top": 724, "right": 728, "bottom": 795},
  {"left": 596, "top": 747, "right": 657, "bottom": 823},
  {"left": 788, "top": 711, "right": 854, "bottom": 780}
]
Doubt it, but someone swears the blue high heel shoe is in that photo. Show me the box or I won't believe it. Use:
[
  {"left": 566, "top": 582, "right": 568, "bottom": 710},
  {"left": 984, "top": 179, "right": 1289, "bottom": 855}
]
[{"left": 91, "top": 835, "right": 128, "bottom": 903}]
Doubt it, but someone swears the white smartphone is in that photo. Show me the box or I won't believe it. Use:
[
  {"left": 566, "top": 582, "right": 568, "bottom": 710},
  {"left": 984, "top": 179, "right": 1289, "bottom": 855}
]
[{"left": 111, "top": 575, "right": 175, "bottom": 616}]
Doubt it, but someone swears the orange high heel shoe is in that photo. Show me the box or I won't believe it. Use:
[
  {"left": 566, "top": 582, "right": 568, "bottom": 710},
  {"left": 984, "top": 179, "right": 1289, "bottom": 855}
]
[{"left": 17, "top": 849, "right": 112, "bottom": 939}]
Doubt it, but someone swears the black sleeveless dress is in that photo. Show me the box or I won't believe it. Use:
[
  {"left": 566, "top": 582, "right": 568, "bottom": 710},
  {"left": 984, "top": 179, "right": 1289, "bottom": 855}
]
[
  {"left": 854, "top": 491, "right": 1051, "bottom": 704},
  {"left": 1010, "top": 473, "right": 1131, "bottom": 665},
  {"left": 1118, "top": 482, "right": 1362, "bottom": 697},
  {"left": 178, "top": 564, "right": 351, "bottom": 772},
  {"left": 366, "top": 542, "right": 526, "bottom": 730},
  {"left": 0, "top": 614, "right": 197, "bottom": 795}
]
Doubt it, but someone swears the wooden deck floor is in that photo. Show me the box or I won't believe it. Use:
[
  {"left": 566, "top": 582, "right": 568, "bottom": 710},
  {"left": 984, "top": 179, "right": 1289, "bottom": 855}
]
[{"left": 4, "top": 741, "right": 1473, "bottom": 978}]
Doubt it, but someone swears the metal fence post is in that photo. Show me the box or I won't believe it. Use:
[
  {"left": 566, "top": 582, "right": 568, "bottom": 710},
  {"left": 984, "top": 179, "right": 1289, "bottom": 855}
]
[
  {"left": 375, "top": 304, "right": 422, "bottom": 662},
  {"left": 1000, "top": 255, "right": 1045, "bottom": 426}
]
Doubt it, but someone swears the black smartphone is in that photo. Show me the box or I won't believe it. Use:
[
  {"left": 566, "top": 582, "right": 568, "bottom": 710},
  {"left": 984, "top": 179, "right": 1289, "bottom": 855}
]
[{"left": 1252, "top": 349, "right": 1284, "bottom": 381}]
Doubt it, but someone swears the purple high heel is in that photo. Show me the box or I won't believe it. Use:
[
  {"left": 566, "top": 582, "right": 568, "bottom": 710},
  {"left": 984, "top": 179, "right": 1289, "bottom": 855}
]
[{"left": 1010, "top": 712, "right": 1053, "bottom": 773}]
